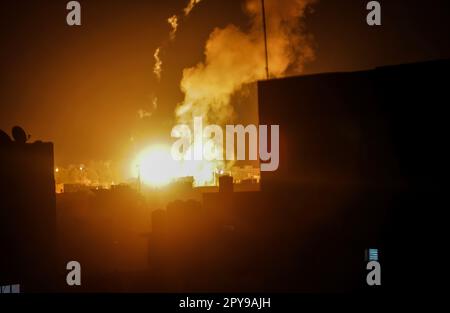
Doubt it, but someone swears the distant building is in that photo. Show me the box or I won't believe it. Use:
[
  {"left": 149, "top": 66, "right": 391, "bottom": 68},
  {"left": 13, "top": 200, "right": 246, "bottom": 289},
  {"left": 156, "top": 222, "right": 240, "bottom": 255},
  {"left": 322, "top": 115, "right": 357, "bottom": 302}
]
[
  {"left": 63, "top": 183, "right": 90, "bottom": 193},
  {"left": 56, "top": 185, "right": 149, "bottom": 280}
]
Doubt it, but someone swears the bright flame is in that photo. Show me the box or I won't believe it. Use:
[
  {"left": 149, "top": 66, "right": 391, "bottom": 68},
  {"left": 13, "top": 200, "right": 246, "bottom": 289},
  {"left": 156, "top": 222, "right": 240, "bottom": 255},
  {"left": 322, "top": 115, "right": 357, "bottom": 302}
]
[
  {"left": 132, "top": 143, "right": 221, "bottom": 188},
  {"left": 133, "top": 145, "right": 178, "bottom": 187},
  {"left": 144, "top": 0, "right": 316, "bottom": 187}
]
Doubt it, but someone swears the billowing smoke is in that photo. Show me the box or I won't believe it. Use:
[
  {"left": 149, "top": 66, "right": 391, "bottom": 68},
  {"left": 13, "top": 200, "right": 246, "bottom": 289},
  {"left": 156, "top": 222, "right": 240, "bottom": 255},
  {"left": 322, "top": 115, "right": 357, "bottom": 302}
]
[{"left": 176, "top": 0, "right": 317, "bottom": 125}]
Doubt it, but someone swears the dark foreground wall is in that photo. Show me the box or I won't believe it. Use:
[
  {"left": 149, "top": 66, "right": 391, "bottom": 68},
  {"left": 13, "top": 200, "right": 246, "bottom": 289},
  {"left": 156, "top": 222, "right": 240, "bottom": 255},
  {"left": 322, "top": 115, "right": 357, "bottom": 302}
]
[
  {"left": 257, "top": 59, "right": 447, "bottom": 291},
  {"left": 0, "top": 141, "right": 57, "bottom": 292}
]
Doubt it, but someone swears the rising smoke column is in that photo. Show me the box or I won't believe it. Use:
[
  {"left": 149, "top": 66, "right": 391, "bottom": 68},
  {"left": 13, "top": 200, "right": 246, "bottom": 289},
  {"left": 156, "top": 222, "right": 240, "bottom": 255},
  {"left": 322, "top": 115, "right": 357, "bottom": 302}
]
[
  {"left": 153, "top": 47, "right": 162, "bottom": 80},
  {"left": 184, "top": 0, "right": 203, "bottom": 16},
  {"left": 176, "top": 0, "right": 317, "bottom": 125},
  {"left": 171, "top": 0, "right": 317, "bottom": 185},
  {"left": 152, "top": 0, "right": 206, "bottom": 81},
  {"left": 168, "top": 15, "right": 179, "bottom": 40}
]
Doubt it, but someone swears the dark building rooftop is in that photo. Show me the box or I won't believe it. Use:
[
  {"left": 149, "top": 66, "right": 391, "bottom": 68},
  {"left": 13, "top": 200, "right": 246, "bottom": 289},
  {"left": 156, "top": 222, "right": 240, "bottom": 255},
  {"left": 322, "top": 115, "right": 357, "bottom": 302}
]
[
  {"left": 258, "top": 59, "right": 448, "bottom": 192},
  {"left": 0, "top": 128, "right": 57, "bottom": 292}
]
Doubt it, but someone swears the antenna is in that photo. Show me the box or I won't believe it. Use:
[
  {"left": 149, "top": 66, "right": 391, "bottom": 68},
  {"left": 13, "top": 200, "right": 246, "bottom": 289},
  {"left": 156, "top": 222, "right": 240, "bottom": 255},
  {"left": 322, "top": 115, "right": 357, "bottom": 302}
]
[{"left": 261, "top": 0, "right": 269, "bottom": 79}]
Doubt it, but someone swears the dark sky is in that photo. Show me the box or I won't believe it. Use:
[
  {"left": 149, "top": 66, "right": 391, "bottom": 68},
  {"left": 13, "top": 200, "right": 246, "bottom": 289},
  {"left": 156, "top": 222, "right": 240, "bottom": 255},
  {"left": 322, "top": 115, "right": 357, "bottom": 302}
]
[{"left": 1, "top": 0, "right": 450, "bottom": 174}]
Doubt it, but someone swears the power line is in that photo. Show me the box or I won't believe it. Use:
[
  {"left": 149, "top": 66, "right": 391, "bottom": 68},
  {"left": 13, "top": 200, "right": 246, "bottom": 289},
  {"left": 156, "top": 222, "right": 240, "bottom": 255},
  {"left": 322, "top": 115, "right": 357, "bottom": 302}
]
[{"left": 261, "top": 0, "right": 269, "bottom": 80}]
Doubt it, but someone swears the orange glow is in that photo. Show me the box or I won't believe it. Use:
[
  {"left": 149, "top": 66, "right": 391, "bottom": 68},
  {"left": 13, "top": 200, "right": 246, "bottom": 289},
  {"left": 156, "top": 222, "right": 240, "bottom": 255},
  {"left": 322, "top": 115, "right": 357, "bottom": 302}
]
[
  {"left": 132, "top": 145, "right": 179, "bottom": 187},
  {"left": 131, "top": 143, "right": 222, "bottom": 188}
]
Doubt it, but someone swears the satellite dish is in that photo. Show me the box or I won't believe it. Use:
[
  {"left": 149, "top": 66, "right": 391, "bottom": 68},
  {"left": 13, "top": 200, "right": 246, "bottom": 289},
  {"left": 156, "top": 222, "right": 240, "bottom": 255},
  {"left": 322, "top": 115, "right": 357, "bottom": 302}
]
[
  {"left": 0, "top": 129, "right": 12, "bottom": 144},
  {"left": 12, "top": 126, "right": 28, "bottom": 143}
]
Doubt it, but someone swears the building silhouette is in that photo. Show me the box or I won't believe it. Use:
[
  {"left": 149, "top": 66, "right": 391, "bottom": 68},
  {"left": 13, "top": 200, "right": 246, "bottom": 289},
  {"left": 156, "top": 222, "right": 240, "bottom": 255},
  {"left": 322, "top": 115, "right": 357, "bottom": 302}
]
[
  {"left": 0, "top": 130, "right": 57, "bottom": 292},
  {"left": 147, "top": 59, "right": 448, "bottom": 292},
  {"left": 257, "top": 59, "right": 447, "bottom": 291}
]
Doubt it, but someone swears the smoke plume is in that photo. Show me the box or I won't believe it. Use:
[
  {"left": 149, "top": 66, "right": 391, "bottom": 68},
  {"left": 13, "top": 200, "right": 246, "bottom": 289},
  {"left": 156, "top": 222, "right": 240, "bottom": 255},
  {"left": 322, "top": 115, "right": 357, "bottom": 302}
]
[
  {"left": 176, "top": 0, "right": 317, "bottom": 125},
  {"left": 152, "top": 1, "right": 206, "bottom": 80},
  {"left": 184, "top": 0, "right": 203, "bottom": 16},
  {"left": 153, "top": 47, "right": 162, "bottom": 80},
  {"left": 168, "top": 15, "right": 179, "bottom": 40}
]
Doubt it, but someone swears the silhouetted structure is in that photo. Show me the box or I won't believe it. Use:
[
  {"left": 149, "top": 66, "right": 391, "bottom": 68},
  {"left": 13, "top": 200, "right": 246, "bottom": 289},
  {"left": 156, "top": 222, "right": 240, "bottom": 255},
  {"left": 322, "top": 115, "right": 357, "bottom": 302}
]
[
  {"left": 56, "top": 185, "right": 149, "bottom": 291},
  {"left": 147, "top": 59, "right": 447, "bottom": 292},
  {"left": 256, "top": 59, "right": 447, "bottom": 291},
  {"left": 0, "top": 128, "right": 57, "bottom": 292},
  {"left": 218, "top": 175, "right": 233, "bottom": 193}
]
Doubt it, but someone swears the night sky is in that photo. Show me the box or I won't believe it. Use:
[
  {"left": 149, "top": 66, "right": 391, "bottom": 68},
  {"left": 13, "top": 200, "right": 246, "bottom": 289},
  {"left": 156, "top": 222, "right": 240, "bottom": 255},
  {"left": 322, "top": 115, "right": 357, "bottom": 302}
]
[{"left": 1, "top": 0, "right": 449, "bottom": 174}]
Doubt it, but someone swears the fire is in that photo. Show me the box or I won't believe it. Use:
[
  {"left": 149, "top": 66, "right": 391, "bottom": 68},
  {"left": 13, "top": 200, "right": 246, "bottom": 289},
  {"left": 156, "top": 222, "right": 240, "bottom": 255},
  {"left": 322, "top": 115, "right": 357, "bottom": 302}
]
[
  {"left": 142, "top": 0, "right": 316, "bottom": 187},
  {"left": 133, "top": 145, "right": 178, "bottom": 187},
  {"left": 132, "top": 144, "right": 219, "bottom": 188}
]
